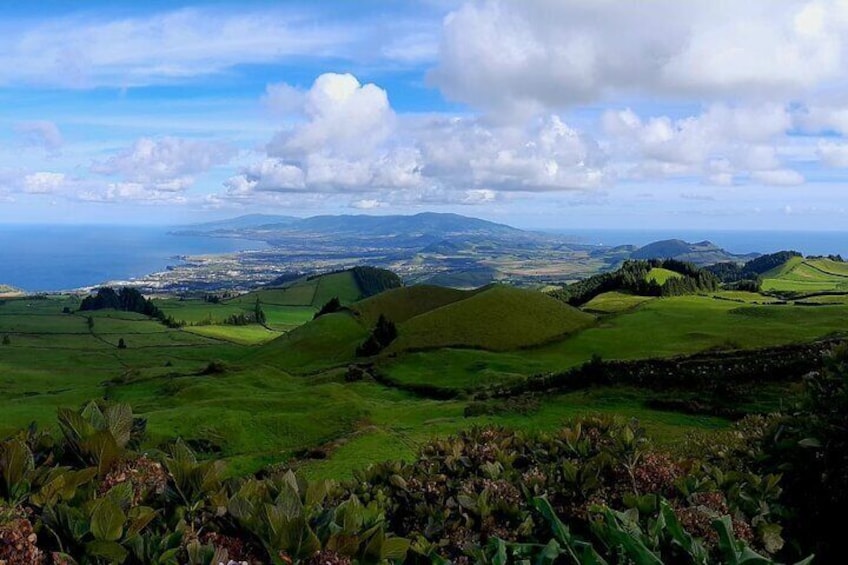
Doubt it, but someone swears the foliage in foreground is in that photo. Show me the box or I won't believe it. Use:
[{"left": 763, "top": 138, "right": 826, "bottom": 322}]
[{"left": 1, "top": 397, "right": 813, "bottom": 564}]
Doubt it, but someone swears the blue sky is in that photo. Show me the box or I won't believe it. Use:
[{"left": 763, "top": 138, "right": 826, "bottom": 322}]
[{"left": 1, "top": 0, "right": 848, "bottom": 230}]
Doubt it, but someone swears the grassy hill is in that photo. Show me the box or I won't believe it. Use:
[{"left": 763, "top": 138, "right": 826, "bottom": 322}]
[
  {"left": 761, "top": 257, "right": 848, "bottom": 293},
  {"left": 351, "top": 285, "right": 474, "bottom": 326},
  {"left": 645, "top": 267, "right": 683, "bottom": 285},
  {"left": 582, "top": 291, "right": 655, "bottom": 314},
  {"left": 387, "top": 285, "right": 595, "bottom": 353},
  {"left": 155, "top": 268, "right": 400, "bottom": 336},
  {"left": 251, "top": 311, "right": 369, "bottom": 374}
]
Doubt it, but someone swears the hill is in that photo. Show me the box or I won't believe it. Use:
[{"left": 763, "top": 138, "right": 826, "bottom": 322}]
[
  {"left": 761, "top": 256, "right": 848, "bottom": 294},
  {"left": 631, "top": 239, "right": 757, "bottom": 265},
  {"left": 551, "top": 259, "right": 720, "bottom": 306},
  {"left": 645, "top": 267, "right": 682, "bottom": 285},
  {"left": 155, "top": 267, "right": 400, "bottom": 333},
  {"left": 387, "top": 285, "right": 595, "bottom": 353},
  {"left": 173, "top": 213, "right": 300, "bottom": 233},
  {"left": 351, "top": 285, "right": 474, "bottom": 327},
  {"left": 293, "top": 212, "right": 521, "bottom": 238}
]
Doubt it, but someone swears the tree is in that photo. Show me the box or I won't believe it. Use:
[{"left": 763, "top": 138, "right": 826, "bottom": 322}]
[
  {"left": 254, "top": 298, "right": 266, "bottom": 325},
  {"left": 117, "top": 338, "right": 127, "bottom": 349},
  {"left": 314, "top": 297, "right": 342, "bottom": 319},
  {"left": 1, "top": 335, "right": 9, "bottom": 345},
  {"left": 356, "top": 314, "right": 398, "bottom": 357},
  {"left": 86, "top": 316, "right": 94, "bottom": 331}
]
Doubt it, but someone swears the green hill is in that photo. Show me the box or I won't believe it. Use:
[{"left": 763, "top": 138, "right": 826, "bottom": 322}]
[
  {"left": 761, "top": 257, "right": 848, "bottom": 293},
  {"left": 252, "top": 311, "right": 368, "bottom": 373},
  {"left": 351, "top": 285, "right": 474, "bottom": 326},
  {"left": 645, "top": 267, "right": 682, "bottom": 285},
  {"left": 387, "top": 285, "right": 595, "bottom": 353}
]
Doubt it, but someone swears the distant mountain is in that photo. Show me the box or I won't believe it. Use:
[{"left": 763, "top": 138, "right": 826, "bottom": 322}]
[
  {"left": 176, "top": 214, "right": 301, "bottom": 233},
  {"left": 295, "top": 212, "right": 520, "bottom": 236},
  {"left": 630, "top": 239, "right": 758, "bottom": 265}
]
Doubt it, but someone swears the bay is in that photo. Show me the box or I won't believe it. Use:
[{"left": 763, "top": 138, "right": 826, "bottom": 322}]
[{"left": 0, "top": 225, "right": 267, "bottom": 292}]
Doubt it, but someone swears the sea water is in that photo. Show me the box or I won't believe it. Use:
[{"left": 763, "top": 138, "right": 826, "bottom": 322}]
[{"left": 0, "top": 225, "right": 267, "bottom": 292}]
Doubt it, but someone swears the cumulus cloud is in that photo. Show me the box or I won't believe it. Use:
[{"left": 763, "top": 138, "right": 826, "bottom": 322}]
[
  {"left": 92, "top": 136, "right": 234, "bottom": 192},
  {"left": 226, "top": 73, "right": 608, "bottom": 204},
  {"left": 14, "top": 121, "right": 64, "bottom": 154},
  {"left": 23, "top": 172, "right": 65, "bottom": 194},
  {"left": 432, "top": 1, "right": 848, "bottom": 115},
  {"left": 262, "top": 83, "right": 304, "bottom": 117},
  {"left": 601, "top": 104, "right": 800, "bottom": 185},
  {"left": 269, "top": 73, "right": 395, "bottom": 158}
]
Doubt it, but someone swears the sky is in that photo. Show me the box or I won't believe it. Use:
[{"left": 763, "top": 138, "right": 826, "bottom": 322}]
[{"left": 2, "top": 0, "right": 848, "bottom": 230}]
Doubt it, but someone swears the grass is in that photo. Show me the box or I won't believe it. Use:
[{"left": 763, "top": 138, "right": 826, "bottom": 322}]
[
  {"left": 2, "top": 279, "right": 846, "bottom": 480},
  {"left": 582, "top": 291, "right": 655, "bottom": 313},
  {"left": 646, "top": 267, "right": 683, "bottom": 285},
  {"left": 352, "top": 285, "right": 473, "bottom": 326},
  {"left": 762, "top": 257, "right": 848, "bottom": 293},
  {"left": 252, "top": 311, "right": 369, "bottom": 374},
  {"left": 388, "top": 285, "right": 595, "bottom": 353},
  {"left": 380, "top": 294, "right": 848, "bottom": 391},
  {"left": 183, "top": 325, "right": 281, "bottom": 345}
]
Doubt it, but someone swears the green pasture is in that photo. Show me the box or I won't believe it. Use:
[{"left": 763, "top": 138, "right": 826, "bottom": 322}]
[
  {"left": 582, "top": 291, "right": 655, "bottom": 313},
  {"left": 380, "top": 294, "right": 848, "bottom": 392},
  {"left": 646, "top": 267, "right": 682, "bottom": 285},
  {"left": 387, "top": 285, "right": 595, "bottom": 353},
  {"left": 183, "top": 324, "right": 281, "bottom": 345},
  {"left": 2, "top": 271, "right": 847, "bottom": 481},
  {"left": 762, "top": 257, "right": 848, "bottom": 293}
]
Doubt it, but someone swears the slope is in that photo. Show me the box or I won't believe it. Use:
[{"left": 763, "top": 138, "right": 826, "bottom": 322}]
[
  {"left": 351, "top": 285, "right": 474, "bottom": 327},
  {"left": 387, "top": 285, "right": 595, "bottom": 353}
]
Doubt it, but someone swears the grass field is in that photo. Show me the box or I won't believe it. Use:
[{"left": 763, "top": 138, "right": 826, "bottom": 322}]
[
  {"left": 183, "top": 324, "right": 281, "bottom": 345},
  {"left": 352, "top": 285, "right": 473, "bottom": 326},
  {"left": 646, "top": 267, "right": 683, "bottom": 285},
  {"left": 2, "top": 271, "right": 847, "bottom": 480},
  {"left": 379, "top": 294, "right": 848, "bottom": 391},
  {"left": 582, "top": 291, "right": 655, "bottom": 313},
  {"left": 761, "top": 257, "right": 848, "bottom": 293},
  {"left": 387, "top": 285, "right": 595, "bottom": 352}
]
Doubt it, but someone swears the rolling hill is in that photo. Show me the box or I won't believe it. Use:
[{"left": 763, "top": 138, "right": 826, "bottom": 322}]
[
  {"left": 631, "top": 239, "right": 757, "bottom": 265},
  {"left": 255, "top": 282, "right": 596, "bottom": 373},
  {"left": 351, "top": 285, "right": 474, "bottom": 326},
  {"left": 387, "top": 285, "right": 595, "bottom": 353},
  {"left": 761, "top": 257, "right": 848, "bottom": 293}
]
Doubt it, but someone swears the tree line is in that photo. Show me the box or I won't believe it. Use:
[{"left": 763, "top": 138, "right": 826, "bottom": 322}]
[{"left": 551, "top": 259, "right": 720, "bottom": 306}]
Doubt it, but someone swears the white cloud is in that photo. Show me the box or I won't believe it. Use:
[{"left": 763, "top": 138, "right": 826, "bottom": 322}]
[
  {"left": 818, "top": 140, "right": 848, "bottom": 167},
  {"left": 752, "top": 169, "right": 805, "bottom": 186},
  {"left": 432, "top": 1, "right": 848, "bottom": 115},
  {"left": 2, "top": 8, "right": 356, "bottom": 88},
  {"left": 269, "top": 73, "right": 395, "bottom": 159},
  {"left": 350, "top": 198, "right": 384, "bottom": 209},
  {"left": 23, "top": 172, "right": 65, "bottom": 194},
  {"left": 226, "top": 73, "right": 608, "bottom": 204},
  {"left": 224, "top": 159, "right": 306, "bottom": 195},
  {"left": 14, "top": 121, "right": 64, "bottom": 154},
  {"left": 262, "top": 83, "right": 304, "bottom": 117},
  {"left": 92, "top": 136, "right": 234, "bottom": 192},
  {"left": 601, "top": 104, "right": 797, "bottom": 184}
]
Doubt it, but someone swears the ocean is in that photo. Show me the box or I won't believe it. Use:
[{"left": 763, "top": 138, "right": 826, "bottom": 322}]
[
  {"left": 0, "top": 225, "right": 267, "bottom": 292},
  {"left": 2, "top": 225, "right": 847, "bottom": 292}
]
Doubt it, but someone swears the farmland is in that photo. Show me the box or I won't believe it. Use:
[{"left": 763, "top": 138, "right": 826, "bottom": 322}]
[{"left": 2, "top": 256, "right": 848, "bottom": 481}]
